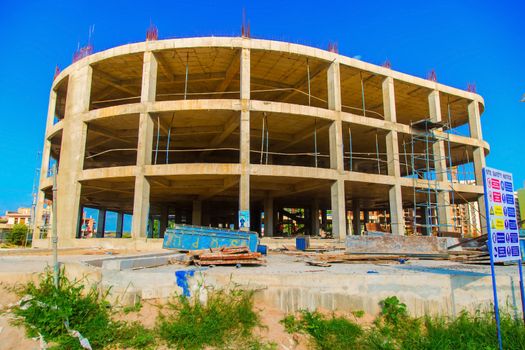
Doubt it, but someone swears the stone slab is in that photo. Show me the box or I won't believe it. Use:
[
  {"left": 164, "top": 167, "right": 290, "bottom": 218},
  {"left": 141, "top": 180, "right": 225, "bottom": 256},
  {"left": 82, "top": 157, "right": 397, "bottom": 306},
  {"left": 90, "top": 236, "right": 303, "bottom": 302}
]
[{"left": 345, "top": 235, "right": 448, "bottom": 254}]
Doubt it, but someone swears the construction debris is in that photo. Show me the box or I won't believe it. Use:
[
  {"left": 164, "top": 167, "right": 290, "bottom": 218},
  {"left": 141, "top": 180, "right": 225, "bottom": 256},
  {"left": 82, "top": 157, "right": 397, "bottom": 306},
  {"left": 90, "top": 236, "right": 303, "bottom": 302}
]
[
  {"left": 189, "top": 247, "right": 266, "bottom": 266},
  {"left": 447, "top": 234, "right": 490, "bottom": 265}
]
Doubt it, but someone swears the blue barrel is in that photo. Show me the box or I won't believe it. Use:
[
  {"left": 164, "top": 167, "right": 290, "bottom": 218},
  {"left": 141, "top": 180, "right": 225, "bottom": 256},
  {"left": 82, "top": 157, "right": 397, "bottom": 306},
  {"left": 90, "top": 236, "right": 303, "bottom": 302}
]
[
  {"left": 296, "top": 236, "right": 310, "bottom": 251},
  {"left": 257, "top": 244, "right": 268, "bottom": 255},
  {"left": 163, "top": 224, "right": 258, "bottom": 252}
]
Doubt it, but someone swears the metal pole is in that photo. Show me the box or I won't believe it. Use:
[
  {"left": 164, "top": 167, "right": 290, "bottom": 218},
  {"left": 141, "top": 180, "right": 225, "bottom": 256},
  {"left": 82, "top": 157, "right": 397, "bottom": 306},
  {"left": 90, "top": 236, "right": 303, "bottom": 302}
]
[
  {"left": 184, "top": 53, "right": 189, "bottom": 100},
  {"left": 166, "top": 113, "right": 174, "bottom": 164},
  {"left": 260, "top": 113, "right": 266, "bottom": 164},
  {"left": 402, "top": 135, "right": 409, "bottom": 176},
  {"left": 265, "top": 115, "right": 269, "bottom": 165},
  {"left": 154, "top": 116, "right": 160, "bottom": 165},
  {"left": 51, "top": 163, "right": 59, "bottom": 288},
  {"left": 349, "top": 127, "right": 353, "bottom": 171},
  {"left": 375, "top": 132, "right": 380, "bottom": 174},
  {"left": 360, "top": 72, "right": 366, "bottom": 117},
  {"left": 314, "top": 118, "right": 318, "bottom": 167},
  {"left": 518, "top": 261, "right": 525, "bottom": 324},
  {"left": 483, "top": 170, "right": 503, "bottom": 350},
  {"left": 307, "top": 59, "right": 311, "bottom": 106}
]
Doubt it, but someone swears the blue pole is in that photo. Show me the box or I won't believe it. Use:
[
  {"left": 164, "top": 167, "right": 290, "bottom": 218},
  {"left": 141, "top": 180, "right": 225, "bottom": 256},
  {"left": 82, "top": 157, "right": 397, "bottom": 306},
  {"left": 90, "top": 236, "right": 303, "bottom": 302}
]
[
  {"left": 489, "top": 254, "right": 503, "bottom": 350},
  {"left": 518, "top": 261, "right": 525, "bottom": 324},
  {"left": 483, "top": 169, "right": 503, "bottom": 350}
]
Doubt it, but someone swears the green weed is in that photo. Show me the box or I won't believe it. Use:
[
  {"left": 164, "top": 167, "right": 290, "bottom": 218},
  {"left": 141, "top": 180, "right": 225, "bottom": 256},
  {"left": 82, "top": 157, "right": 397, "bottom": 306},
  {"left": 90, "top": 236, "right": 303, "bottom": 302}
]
[
  {"left": 282, "top": 296, "right": 525, "bottom": 350},
  {"left": 280, "top": 310, "right": 363, "bottom": 350},
  {"left": 123, "top": 300, "right": 143, "bottom": 314},
  {"left": 12, "top": 268, "right": 156, "bottom": 350},
  {"left": 157, "top": 288, "right": 266, "bottom": 349}
]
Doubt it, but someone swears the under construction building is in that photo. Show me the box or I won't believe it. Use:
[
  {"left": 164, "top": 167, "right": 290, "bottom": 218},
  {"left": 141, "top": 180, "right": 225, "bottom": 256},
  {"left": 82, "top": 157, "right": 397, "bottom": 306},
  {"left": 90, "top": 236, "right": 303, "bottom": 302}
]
[{"left": 33, "top": 35, "right": 489, "bottom": 248}]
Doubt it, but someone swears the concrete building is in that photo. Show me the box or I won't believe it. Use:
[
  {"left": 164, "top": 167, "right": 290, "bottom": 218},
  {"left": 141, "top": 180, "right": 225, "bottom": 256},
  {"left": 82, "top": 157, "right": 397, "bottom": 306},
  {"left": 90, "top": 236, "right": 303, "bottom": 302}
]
[
  {"left": 33, "top": 36, "right": 489, "bottom": 248},
  {"left": 2, "top": 208, "right": 31, "bottom": 226}
]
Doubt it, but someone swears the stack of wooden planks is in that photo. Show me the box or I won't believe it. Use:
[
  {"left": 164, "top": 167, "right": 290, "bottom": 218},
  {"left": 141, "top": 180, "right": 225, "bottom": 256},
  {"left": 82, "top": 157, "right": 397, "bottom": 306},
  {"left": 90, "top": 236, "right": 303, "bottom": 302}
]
[
  {"left": 189, "top": 247, "right": 266, "bottom": 266},
  {"left": 446, "top": 234, "right": 490, "bottom": 265}
]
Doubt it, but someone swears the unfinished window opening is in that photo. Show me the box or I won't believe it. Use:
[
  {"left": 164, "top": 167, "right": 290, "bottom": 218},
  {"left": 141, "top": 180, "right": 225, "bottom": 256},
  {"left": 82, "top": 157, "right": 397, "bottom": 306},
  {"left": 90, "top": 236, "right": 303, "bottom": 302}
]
[
  {"left": 250, "top": 176, "right": 332, "bottom": 237},
  {"left": 47, "top": 130, "right": 62, "bottom": 177},
  {"left": 394, "top": 80, "right": 431, "bottom": 126},
  {"left": 78, "top": 177, "right": 135, "bottom": 238},
  {"left": 342, "top": 122, "right": 387, "bottom": 174},
  {"left": 340, "top": 65, "right": 384, "bottom": 120},
  {"left": 149, "top": 175, "right": 240, "bottom": 230},
  {"left": 440, "top": 92, "right": 471, "bottom": 137},
  {"left": 53, "top": 77, "right": 69, "bottom": 124},
  {"left": 84, "top": 114, "right": 139, "bottom": 169},
  {"left": 89, "top": 53, "right": 143, "bottom": 110},
  {"left": 449, "top": 145, "right": 476, "bottom": 184},
  {"left": 250, "top": 50, "right": 328, "bottom": 109},
  {"left": 155, "top": 48, "right": 241, "bottom": 102},
  {"left": 151, "top": 110, "right": 240, "bottom": 165},
  {"left": 250, "top": 112, "right": 331, "bottom": 168}
]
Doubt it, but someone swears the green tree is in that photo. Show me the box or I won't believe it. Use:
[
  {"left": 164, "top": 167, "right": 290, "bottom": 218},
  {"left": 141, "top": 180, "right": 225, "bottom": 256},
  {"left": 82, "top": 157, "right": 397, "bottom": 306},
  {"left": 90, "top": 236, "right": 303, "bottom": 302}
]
[{"left": 8, "top": 223, "right": 28, "bottom": 245}]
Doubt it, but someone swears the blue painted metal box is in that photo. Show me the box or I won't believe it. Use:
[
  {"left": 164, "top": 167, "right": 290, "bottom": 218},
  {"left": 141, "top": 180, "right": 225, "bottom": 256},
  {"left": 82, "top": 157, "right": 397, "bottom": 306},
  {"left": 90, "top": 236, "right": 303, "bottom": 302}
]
[{"left": 163, "top": 224, "right": 259, "bottom": 252}]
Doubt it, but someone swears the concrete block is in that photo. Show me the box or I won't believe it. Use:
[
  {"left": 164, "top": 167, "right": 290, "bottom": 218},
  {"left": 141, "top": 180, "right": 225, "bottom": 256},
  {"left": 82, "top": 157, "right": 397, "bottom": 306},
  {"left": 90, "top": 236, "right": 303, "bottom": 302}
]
[
  {"left": 345, "top": 235, "right": 448, "bottom": 254},
  {"left": 102, "top": 254, "right": 186, "bottom": 270}
]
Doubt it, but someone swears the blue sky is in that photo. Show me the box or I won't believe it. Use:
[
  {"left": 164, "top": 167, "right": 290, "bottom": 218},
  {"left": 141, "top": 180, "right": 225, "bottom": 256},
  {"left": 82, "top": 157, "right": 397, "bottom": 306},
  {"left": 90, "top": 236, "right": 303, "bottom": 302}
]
[{"left": 0, "top": 0, "right": 524, "bottom": 214}]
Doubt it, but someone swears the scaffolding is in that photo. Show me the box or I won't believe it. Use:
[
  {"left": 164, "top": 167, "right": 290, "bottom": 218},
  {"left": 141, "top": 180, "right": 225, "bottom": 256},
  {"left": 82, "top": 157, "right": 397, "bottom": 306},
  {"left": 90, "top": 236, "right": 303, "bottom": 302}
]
[{"left": 408, "top": 118, "right": 455, "bottom": 236}]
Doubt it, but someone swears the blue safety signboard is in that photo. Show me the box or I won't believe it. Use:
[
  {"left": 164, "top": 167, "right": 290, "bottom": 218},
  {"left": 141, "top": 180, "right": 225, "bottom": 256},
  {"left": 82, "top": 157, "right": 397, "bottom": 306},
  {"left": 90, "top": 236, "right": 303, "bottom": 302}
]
[{"left": 483, "top": 167, "right": 522, "bottom": 262}]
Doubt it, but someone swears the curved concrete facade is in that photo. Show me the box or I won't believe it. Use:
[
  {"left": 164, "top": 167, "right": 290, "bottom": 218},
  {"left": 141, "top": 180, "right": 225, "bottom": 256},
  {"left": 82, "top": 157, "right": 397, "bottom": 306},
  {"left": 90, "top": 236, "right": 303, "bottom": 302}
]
[{"left": 34, "top": 36, "right": 488, "bottom": 246}]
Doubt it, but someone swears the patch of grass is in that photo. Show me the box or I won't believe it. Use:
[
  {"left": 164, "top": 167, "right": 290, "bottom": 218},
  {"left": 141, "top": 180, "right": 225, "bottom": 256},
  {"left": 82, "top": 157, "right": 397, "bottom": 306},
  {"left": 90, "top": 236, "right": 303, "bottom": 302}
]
[
  {"left": 114, "top": 321, "right": 156, "bottom": 349},
  {"left": 157, "top": 288, "right": 267, "bottom": 350},
  {"left": 283, "top": 296, "right": 525, "bottom": 350},
  {"left": 280, "top": 310, "right": 363, "bottom": 350},
  {"left": 12, "top": 268, "right": 156, "bottom": 350},
  {"left": 123, "top": 300, "right": 143, "bottom": 314},
  {"left": 352, "top": 310, "right": 365, "bottom": 318}
]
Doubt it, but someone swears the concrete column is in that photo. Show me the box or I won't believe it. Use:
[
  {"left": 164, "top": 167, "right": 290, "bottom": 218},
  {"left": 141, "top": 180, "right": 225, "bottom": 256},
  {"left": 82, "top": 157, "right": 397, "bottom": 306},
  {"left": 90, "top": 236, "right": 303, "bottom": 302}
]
[
  {"left": 468, "top": 101, "right": 483, "bottom": 140},
  {"left": 96, "top": 209, "right": 106, "bottom": 238},
  {"left": 160, "top": 206, "right": 168, "bottom": 238},
  {"left": 310, "top": 199, "right": 320, "bottom": 236},
  {"left": 192, "top": 200, "right": 202, "bottom": 226},
  {"left": 35, "top": 89, "right": 56, "bottom": 240},
  {"left": 382, "top": 77, "right": 405, "bottom": 235},
  {"left": 56, "top": 66, "right": 91, "bottom": 241},
  {"left": 327, "top": 61, "right": 346, "bottom": 239},
  {"left": 116, "top": 212, "right": 124, "bottom": 238},
  {"left": 321, "top": 209, "right": 327, "bottom": 230},
  {"left": 428, "top": 90, "right": 453, "bottom": 230},
  {"left": 132, "top": 51, "right": 157, "bottom": 239},
  {"left": 364, "top": 210, "right": 370, "bottom": 224},
  {"left": 239, "top": 46, "right": 251, "bottom": 231},
  {"left": 264, "top": 195, "right": 274, "bottom": 237},
  {"left": 352, "top": 199, "right": 361, "bottom": 235},
  {"left": 142, "top": 51, "right": 158, "bottom": 102},
  {"left": 468, "top": 101, "right": 487, "bottom": 234}
]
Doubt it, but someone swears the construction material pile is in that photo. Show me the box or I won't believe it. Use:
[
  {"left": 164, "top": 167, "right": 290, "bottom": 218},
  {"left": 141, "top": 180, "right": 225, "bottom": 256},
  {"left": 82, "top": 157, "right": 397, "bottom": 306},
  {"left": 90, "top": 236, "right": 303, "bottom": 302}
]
[
  {"left": 189, "top": 247, "right": 266, "bottom": 266},
  {"left": 447, "top": 234, "right": 490, "bottom": 264}
]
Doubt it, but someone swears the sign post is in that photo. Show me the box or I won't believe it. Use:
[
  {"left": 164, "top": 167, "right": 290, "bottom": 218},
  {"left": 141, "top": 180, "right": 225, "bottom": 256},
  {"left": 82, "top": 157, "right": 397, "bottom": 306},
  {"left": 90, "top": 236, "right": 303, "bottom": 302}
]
[{"left": 482, "top": 167, "right": 524, "bottom": 350}]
